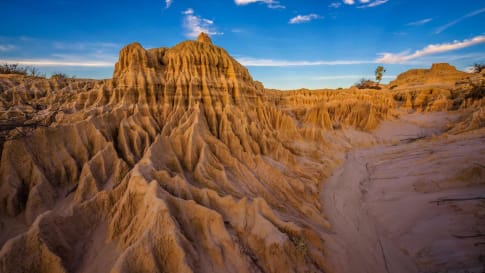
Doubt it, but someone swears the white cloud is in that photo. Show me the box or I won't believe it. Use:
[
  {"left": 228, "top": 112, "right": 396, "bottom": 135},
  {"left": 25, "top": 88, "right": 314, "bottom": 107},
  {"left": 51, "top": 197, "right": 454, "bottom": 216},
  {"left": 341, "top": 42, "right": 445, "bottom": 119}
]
[
  {"left": 289, "top": 14, "right": 321, "bottom": 24},
  {"left": 358, "top": 0, "right": 389, "bottom": 8},
  {"left": 165, "top": 0, "right": 173, "bottom": 9},
  {"left": 0, "top": 44, "right": 16, "bottom": 52},
  {"left": 182, "top": 9, "right": 223, "bottom": 38},
  {"left": 234, "top": 0, "right": 285, "bottom": 9},
  {"left": 406, "top": 18, "right": 432, "bottom": 26},
  {"left": 343, "top": 0, "right": 388, "bottom": 8},
  {"left": 436, "top": 7, "right": 485, "bottom": 34},
  {"left": 236, "top": 57, "right": 373, "bottom": 66},
  {"left": 376, "top": 35, "right": 485, "bottom": 64},
  {"left": 183, "top": 8, "right": 194, "bottom": 15},
  {"left": 329, "top": 2, "right": 341, "bottom": 8}
]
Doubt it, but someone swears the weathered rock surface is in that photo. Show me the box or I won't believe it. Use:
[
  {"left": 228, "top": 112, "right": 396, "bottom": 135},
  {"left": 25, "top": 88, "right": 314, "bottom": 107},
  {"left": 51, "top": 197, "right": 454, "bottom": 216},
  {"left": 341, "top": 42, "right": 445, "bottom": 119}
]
[
  {"left": 389, "top": 63, "right": 469, "bottom": 88},
  {"left": 0, "top": 33, "right": 484, "bottom": 273}
]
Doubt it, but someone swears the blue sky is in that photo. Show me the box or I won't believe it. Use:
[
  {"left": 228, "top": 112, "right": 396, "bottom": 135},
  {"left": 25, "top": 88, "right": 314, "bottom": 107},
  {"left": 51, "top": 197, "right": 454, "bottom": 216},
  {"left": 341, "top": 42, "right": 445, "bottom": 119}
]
[{"left": 0, "top": 0, "right": 484, "bottom": 89}]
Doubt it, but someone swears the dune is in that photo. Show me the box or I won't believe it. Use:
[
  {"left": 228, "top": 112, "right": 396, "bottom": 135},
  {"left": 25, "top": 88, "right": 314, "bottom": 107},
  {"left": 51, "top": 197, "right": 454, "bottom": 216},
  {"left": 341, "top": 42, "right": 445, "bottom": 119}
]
[{"left": 0, "top": 33, "right": 484, "bottom": 273}]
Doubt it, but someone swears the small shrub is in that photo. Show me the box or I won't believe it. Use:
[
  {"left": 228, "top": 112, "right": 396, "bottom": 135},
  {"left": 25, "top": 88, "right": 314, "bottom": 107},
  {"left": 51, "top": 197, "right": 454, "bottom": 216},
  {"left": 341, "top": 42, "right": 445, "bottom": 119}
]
[
  {"left": 0, "top": 63, "right": 45, "bottom": 78},
  {"left": 0, "top": 63, "right": 28, "bottom": 75},
  {"left": 50, "top": 72, "right": 76, "bottom": 80},
  {"left": 465, "top": 83, "right": 485, "bottom": 100},
  {"left": 51, "top": 72, "right": 68, "bottom": 80},
  {"left": 355, "top": 78, "right": 380, "bottom": 89},
  {"left": 290, "top": 235, "right": 308, "bottom": 257},
  {"left": 27, "top": 67, "right": 45, "bottom": 78}
]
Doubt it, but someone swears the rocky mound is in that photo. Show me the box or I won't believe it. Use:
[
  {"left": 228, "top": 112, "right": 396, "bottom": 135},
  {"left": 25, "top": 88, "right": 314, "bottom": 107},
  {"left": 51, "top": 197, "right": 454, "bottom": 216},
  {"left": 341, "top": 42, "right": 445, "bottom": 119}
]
[
  {"left": 389, "top": 63, "right": 469, "bottom": 88},
  {"left": 0, "top": 33, "right": 484, "bottom": 273}
]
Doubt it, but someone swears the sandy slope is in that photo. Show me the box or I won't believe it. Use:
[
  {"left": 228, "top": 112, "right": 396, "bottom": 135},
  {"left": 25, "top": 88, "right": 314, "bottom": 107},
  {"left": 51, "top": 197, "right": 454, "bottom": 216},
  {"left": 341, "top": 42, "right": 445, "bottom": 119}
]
[{"left": 321, "top": 112, "right": 485, "bottom": 273}]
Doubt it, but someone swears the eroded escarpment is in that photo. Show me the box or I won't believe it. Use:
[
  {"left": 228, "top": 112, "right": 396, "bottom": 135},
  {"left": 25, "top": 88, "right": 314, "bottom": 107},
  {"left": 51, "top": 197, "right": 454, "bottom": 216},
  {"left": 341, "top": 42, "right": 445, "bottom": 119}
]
[
  {"left": 0, "top": 33, "right": 484, "bottom": 273},
  {"left": 0, "top": 34, "right": 340, "bottom": 273}
]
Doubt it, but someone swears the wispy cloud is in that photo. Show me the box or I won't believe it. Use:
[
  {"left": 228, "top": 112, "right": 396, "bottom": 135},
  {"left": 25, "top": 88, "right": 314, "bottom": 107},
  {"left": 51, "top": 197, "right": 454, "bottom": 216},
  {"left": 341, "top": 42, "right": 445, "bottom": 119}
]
[
  {"left": 376, "top": 35, "right": 485, "bottom": 63},
  {"left": 165, "top": 0, "right": 173, "bottom": 9},
  {"left": 289, "top": 14, "right": 321, "bottom": 24},
  {"left": 237, "top": 57, "right": 373, "bottom": 66},
  {"left": 436, "top": 7, "right": 485, "bottom": 34},
  {"left": 406, "top": 18, "right": 433, "bottom": 26},
  {"left": 234, "top": 0, "right": 285, "bottom": 9},
  {"left": 357, "top": 0, "right": 389, "bottom": 8},
  {"left": 182, "top": 8, "right": 223, "bottom": 38},
  {"left": 329, "top": 2, "right": 342, "bottom": 8},
  {"left": 343, "top": 0, "right": 389, "bottom": 8},
  {"left": 0, "top": 44, "right": 16, "bottom": 52}
]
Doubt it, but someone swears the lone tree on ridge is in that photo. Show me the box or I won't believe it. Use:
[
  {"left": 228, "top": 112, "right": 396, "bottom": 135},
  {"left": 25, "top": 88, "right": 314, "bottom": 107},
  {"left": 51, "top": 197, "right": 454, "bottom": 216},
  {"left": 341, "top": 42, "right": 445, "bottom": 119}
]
[{"left": 375, "top": 65, "right": 386, "bottom": 85}]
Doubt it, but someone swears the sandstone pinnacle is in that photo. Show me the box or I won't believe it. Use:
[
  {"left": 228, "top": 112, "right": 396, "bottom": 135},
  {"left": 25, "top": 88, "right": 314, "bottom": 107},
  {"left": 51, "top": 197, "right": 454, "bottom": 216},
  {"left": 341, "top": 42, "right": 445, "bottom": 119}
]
[{"left": 197, "top": 32, "right": 212, "bottom": 44}]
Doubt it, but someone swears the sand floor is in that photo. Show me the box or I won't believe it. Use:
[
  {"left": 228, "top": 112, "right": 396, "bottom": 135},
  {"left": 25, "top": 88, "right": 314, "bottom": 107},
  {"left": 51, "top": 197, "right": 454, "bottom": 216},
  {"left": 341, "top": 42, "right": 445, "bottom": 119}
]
[{"left": 321, "top": 112, "right": 485, "bottom": 273}]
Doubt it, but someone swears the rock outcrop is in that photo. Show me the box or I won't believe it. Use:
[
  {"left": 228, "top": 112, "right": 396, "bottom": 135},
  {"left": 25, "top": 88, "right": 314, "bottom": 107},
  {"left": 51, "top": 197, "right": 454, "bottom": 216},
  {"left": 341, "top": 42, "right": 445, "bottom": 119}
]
[
  {"left": 0, "top": 33, "right": 484, "bottom": 273},
  {"left": 389, "top": 63, "right": 469, "bottom": 88},
  {"left": 0, "top": 33, "right": 336, "bottom": 273}
]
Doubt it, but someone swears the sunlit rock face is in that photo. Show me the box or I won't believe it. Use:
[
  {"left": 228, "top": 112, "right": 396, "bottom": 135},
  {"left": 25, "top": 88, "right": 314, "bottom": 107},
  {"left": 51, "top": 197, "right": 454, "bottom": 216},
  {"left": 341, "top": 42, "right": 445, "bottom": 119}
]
[
  {"left": 389, "top": 62, "right": 469, "bottom": 87},
  {"left": 0, "top": 33, "right": 333, "bottom": 273},
  {"left": 0, "top": 33, "right": 484, "bottom": 273}
]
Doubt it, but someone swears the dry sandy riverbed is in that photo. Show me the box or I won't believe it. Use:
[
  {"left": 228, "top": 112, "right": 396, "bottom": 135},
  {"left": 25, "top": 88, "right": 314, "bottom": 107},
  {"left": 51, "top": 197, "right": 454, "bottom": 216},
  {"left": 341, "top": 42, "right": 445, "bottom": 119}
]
[{"left": 321, "top": 112, "right": 485, "bottom": 273}]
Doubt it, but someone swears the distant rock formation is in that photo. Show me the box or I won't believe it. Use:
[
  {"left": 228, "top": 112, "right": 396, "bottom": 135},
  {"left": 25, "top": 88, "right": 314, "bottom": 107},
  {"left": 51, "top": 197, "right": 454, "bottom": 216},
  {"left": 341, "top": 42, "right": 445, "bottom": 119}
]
[
  {"left": 389, "top": 63, "right": 468, "bottom": 88},
  {"left": 0, "top": 33, "right": 483, "bottom": 273}
]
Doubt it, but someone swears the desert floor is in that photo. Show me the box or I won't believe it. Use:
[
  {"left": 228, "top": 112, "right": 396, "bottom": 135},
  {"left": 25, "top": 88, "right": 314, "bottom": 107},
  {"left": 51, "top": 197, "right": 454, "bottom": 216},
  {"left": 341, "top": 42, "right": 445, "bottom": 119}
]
[{"left": 321, "top": 111, "right": 485, "bottom": 273}]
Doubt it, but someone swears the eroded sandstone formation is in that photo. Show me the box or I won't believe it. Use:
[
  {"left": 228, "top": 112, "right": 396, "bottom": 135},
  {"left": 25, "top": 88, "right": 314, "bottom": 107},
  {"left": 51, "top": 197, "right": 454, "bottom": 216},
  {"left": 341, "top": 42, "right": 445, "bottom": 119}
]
[{"left": 0, "top": 33, "right": 484, "bottom": 273}]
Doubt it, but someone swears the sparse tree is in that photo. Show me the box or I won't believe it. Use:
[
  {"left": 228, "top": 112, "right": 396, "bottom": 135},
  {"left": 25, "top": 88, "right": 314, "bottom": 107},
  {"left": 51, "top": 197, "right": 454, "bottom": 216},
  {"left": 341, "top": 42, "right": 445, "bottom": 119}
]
[
  {"left": 375, "top": 65, "right": 386, "bottom": 85},
  {"left": 0, "top": 63, "right": 28, "bottom": 75},
  {"left": 28, "top": 67, "right": 43, "bottom": 77},
  {"left": 471, "top": 63, "right": 485, "bottom": 73}
]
